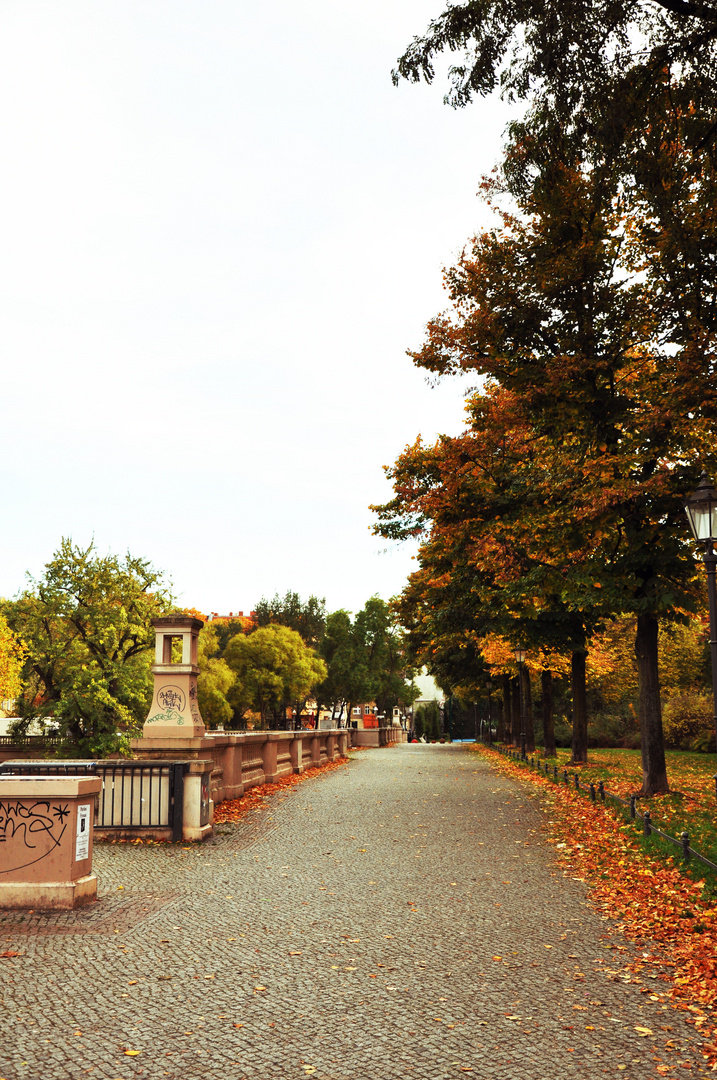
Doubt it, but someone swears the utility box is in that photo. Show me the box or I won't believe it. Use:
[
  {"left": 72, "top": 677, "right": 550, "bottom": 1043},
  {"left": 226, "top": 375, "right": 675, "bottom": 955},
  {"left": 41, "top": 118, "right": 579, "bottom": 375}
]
[{"left": 0, "top": 775, "right": 102, "bottom": 909}]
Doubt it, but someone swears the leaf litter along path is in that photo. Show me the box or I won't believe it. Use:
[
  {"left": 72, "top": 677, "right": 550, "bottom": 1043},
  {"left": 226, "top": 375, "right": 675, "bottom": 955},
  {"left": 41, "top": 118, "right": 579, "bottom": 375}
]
[
  {"left": 476, "top": 744, "right": 717, "bottom": 1071},
  {"left": 0, "top": 745, "right": 708, "bottom": 1080}
]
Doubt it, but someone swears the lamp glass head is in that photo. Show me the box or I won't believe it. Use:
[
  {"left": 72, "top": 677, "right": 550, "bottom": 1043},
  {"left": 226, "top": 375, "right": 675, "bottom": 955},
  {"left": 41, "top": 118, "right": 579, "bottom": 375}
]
[
  {"left": 514, "top": 647, "right": 527, "bottom": 664},
  {"left": 685, "top": 472, "right": 717, "bottom": 544}
]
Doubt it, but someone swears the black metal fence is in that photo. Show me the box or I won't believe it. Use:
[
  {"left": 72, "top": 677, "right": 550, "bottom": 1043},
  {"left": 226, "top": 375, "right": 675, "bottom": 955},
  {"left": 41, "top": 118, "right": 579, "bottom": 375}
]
[
  {"left": 0, "top": 759, "right": 187, "bottom": 841},
  {"left": 494, "top": 745, "right": 717, "bottom": 876}
]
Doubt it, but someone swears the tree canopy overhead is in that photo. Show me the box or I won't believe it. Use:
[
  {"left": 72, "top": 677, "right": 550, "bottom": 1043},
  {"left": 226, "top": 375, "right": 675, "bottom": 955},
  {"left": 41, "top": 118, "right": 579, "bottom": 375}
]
[{"left": 394, "top": 0, "right": 717, "bottom": 114}]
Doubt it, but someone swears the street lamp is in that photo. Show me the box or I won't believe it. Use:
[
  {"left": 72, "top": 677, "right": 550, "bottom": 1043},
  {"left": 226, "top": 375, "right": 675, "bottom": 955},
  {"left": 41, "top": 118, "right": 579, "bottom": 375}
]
[
  {"left": 684, "top": 471, "right": 717, "bottom": 758},
  {"left": 486, "top": 679, "right": 493, "bottom": 745},
  {"left": 514, "top": 647, "right": 527, "bottom": 760}
]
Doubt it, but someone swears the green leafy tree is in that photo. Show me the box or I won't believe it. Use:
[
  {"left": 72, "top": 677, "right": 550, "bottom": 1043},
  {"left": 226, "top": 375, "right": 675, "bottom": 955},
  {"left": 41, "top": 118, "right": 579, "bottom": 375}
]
[
  {"left": 315, "top": 601, "right": 418, "bottom": 724},
  {"left": 315, "top": 610, "right": 371, "bottom": 722},
  {"left": 2, "top": 539, "right": 172, "bottom": 755},
  {"left": 353, "top": 597, "right": 419, "bottom": 719},
  {"left": 0, "top": 614, "right": 27, "bottom": 705},
  {"left": 224, "top": 624, "right": 327, "bottom": 729},
  {"left": 209, "top": 618, "right": 254, "bottom": 654},
  {"left": 254, "top": 591, "right": 327, "bottom": 647},
  {"left": 197, "top": 625, "right": 236, "bottom": 729}
]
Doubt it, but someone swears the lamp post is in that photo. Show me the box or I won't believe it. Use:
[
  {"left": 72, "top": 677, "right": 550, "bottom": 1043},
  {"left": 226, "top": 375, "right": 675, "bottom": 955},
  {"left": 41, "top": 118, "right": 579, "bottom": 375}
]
[
  {"left": 684, "top": 471, "right": 717, "bottom": 760},
  {"left": 473, "top": 701, "right": 478, "bottom": 744},
  {"left": 486, "top": 679, "right": 493, "bottom": 745},
  {"left": 514, "top": 647, "right": 527, "bottom": 760}
]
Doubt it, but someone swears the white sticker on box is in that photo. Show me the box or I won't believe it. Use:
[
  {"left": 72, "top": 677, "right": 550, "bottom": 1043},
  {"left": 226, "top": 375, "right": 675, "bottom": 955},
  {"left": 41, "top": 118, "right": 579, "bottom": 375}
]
[{"left": 75, "top": 803, "right": 91, "bottom": 861}]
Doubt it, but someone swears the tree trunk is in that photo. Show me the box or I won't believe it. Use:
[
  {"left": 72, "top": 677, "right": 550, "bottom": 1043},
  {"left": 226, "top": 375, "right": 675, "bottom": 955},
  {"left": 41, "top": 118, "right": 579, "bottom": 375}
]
[
  {"left": 542, "top": 669, "right": 556, "bottom": 757},
  {"left": 511, "top": 677, "right": 521, "bottom": 747},
  {"left": 635, "top": 612, "right": 669, "bottom": 796},
  {"left": 521, "top": 665, "right": 535, "bottom": 752},
  {"left": 501, "top": 674, "right": 512, "bottom": 744},
  {"left": 571, "top": 650, "right": 588, "bottom": 764}
]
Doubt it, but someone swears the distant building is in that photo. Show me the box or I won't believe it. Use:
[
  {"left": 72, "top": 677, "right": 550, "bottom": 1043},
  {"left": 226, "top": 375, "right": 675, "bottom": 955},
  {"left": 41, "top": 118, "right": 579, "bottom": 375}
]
[
  {"left": 411, "top": 671, "right": 445, "bottom": 712},
  {"left": 206, "top": 610, "right": 257, "bottom": 632},
  {"left": 350, "top": 703, "right": 380, "bottom": 729},
  {"left": 412, "top": 669, "right": 444, "bottom": 721}
]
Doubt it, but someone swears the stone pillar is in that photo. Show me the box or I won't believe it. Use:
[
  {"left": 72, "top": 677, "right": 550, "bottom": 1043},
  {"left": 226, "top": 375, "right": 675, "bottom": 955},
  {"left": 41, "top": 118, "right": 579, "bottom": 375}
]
[
  {"left": 338, "top": 732, "right": 348, "bottom": 757},
  {"left": 0, "top": 776, "right": 102, "bottom": 909},
  {"left": 290, "top": 737, "right": 303, "bottom": 775},
  {"left": 182, "top": 760, "right": 213, "bottom": 842},
  {"left": 143, "top": 615, "right": 205, "bottom": 740},
  {"left": 310, "top": 735, "right": 321, "bottom": 766},
  {"left": 261, "top": 736, "right": 279, "bottom": 783}
]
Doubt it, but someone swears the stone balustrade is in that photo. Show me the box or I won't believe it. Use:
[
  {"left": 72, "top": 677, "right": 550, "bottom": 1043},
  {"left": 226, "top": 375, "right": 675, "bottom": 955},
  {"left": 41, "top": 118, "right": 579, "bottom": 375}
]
[
  {"left": 130, "top": 727, "right": 350, "bottom": 807},
  {"left": 349, "top": 725, "right": 409, "bottom": 749}
]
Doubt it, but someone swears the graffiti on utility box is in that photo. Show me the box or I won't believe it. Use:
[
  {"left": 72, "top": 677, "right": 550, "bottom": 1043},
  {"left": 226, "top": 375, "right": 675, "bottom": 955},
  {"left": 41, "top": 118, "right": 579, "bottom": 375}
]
[{"left": 0, "top": 799, "right": 68, "bottom": 873}]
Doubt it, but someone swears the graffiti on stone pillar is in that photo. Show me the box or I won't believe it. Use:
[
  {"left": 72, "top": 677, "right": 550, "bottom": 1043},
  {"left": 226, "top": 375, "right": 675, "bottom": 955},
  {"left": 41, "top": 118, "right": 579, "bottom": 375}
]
[
  {"left": 157, "top": 686, "right": 186, "bottom": 712},
  {"left": 146, "top": 684, "right": 187, "bottom": 724}
]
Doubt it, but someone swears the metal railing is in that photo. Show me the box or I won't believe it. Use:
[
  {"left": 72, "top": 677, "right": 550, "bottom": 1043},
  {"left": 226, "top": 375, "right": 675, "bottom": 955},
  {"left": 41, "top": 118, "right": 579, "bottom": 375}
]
[
  {"left": 0, "top": 759, "right": 187, "bottom": 841},
  {"left": 494, "top": 745, "right": 717, "bottom": 876},
  {"left": 0, "top": 759, "right": 97, "bottom": 775},
  {"left": 0, "top": 735, "right": 66, "bottom": 748},
  {"left": 96, "top": 761, "right": 185, "bottom": 839}
]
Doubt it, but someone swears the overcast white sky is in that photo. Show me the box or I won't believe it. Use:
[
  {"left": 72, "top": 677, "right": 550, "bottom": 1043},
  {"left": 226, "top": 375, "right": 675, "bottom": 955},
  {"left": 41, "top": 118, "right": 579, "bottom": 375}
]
[{"left": 0, "top": 1, "right": 512, "bottom": 615}]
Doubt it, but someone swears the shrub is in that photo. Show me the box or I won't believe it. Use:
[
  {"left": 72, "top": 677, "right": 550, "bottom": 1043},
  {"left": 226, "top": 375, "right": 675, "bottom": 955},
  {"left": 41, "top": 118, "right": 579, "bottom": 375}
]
[
  {"left": 587, "top": 712, "right": 641, "bottom": 750},
  {"left": 662, "top": 691, "right": 715, "bottom": 752},
  {"left": 553, "top": 716, "right": 573, "bottom": 748},
  {"left": 423, "top": 700, "right": 441, "bottom": 740}
]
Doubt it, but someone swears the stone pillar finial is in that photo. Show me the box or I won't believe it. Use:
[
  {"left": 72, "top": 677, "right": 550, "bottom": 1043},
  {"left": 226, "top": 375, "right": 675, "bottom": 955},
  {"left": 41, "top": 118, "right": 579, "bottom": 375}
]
[{"left": 143, "top": 615, "right": 205, "bottom": 739}]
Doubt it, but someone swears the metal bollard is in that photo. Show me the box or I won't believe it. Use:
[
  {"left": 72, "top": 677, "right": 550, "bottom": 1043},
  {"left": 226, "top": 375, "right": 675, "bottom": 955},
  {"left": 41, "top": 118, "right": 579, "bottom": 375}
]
[
  {"left": 643, "top": 809, "right": 652, "bottom": 837},
  {"left": 564, "top": 769, "right": 569, "bottom": 786},
  {"left": 574, "top": 773, "right": 580, "bottom": 791},
  {"left": 598, "top": 780, "right": 605, "bottom": 802},
  {"left": 681, "top": 831, "right": 691, "bottom": 861},
  {"left": 553, "top": 765, "right": 558, "bottom": 782},
  {"left": 589, "top": 782, "right": 596, "bottom": 802},
  {"left": 630, "top": 794, "right": 636, "bottom": 819},
  {"left": 530, "top": 756, "right": 534, "bottom": 768}
]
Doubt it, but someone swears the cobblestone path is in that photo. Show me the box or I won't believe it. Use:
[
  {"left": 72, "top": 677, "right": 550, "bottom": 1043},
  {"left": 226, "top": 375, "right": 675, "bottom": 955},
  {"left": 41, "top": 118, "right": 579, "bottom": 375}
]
[{"left": 0, "top": 744, "right": 707, "bottom": 1080}]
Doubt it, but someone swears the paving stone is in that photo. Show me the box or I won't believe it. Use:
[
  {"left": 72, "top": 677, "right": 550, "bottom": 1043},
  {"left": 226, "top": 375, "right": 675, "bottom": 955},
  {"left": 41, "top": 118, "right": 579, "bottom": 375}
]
[{"left": 0, "top": 744, "right": 708, "bottom": 1078}]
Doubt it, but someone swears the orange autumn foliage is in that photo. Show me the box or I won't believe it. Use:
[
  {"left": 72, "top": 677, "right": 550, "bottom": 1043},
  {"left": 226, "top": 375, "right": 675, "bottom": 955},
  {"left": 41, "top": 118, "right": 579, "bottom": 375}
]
[{"left": 214, "top": 757, "right": 350, "bottom": 824}]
